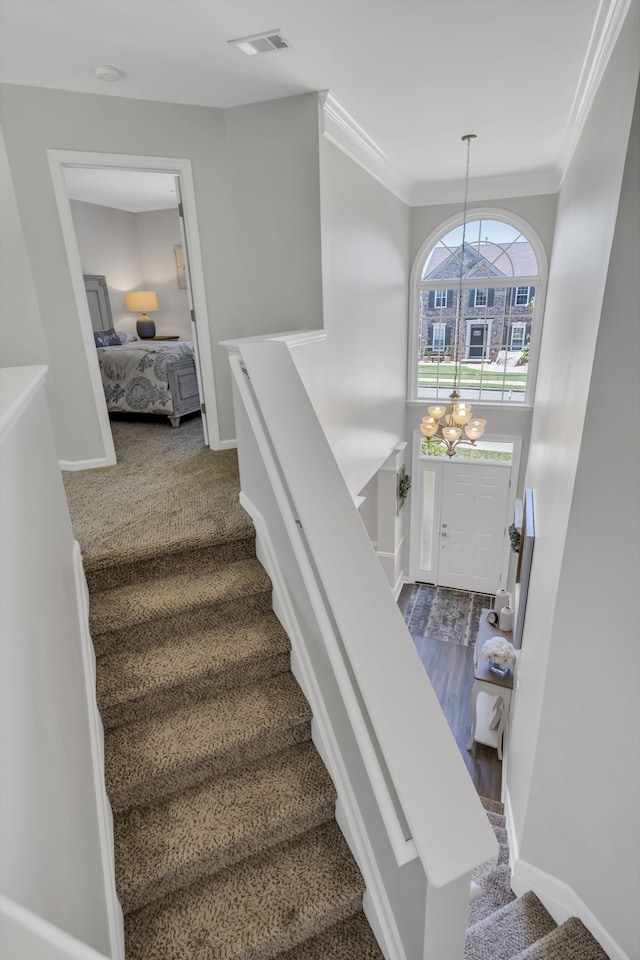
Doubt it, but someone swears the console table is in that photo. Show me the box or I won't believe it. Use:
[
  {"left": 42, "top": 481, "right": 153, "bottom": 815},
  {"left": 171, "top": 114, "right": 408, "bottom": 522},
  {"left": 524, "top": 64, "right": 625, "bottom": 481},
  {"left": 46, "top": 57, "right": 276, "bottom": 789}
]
[{"left": 467, "top": 609, "right": 514, "bottom": 759}]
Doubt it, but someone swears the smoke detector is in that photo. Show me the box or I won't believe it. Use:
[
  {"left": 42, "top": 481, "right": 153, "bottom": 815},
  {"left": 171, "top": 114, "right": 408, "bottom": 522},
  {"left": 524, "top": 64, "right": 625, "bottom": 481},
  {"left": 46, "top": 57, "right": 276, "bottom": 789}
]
[
  {"left": 228, "top": 30, "right": 291, "bottom": 56},
  {"left": 95, "top": 65, "right": 124, "bottom": 82}
]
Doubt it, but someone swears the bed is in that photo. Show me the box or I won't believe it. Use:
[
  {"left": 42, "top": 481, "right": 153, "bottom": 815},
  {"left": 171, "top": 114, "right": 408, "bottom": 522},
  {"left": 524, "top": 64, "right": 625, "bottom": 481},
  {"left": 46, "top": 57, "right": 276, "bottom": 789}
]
[
  {"left": 96, "top": 340, "right": 201, "bottom": 427},
  {"left": 85, "top": 274, "right": 201, "bottom": 427}
]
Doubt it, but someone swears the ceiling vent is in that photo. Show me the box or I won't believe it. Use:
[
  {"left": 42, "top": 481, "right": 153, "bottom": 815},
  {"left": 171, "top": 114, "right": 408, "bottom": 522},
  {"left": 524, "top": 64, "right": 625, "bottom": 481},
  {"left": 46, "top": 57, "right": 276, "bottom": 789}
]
[{"left": 228, "top": 30, "right": 291, "bottom": 56}]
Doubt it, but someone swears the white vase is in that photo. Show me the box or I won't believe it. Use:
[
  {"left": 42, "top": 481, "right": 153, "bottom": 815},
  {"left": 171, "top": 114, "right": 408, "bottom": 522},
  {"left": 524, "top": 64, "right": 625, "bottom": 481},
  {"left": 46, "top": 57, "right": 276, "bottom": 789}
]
[
  {"left": 499, "top": 604, "right": 514, "bottom": 632},
  {"left": 494, "top": 588, "right": 510, "bottom": 616}
]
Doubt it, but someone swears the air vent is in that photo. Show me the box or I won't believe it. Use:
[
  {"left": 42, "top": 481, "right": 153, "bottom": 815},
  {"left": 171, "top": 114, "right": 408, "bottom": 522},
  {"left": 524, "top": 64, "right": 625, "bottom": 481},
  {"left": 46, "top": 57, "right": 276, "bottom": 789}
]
[{"left": 228, "top": 30, "right": 291, "bottom": 56}]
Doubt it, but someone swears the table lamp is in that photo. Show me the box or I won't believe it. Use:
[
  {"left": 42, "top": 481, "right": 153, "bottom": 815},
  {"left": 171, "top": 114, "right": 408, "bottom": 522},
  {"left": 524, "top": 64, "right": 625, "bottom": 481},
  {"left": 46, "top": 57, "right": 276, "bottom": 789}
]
[{"left": 125, "top": 290, "right": 159, "bottom": 339}]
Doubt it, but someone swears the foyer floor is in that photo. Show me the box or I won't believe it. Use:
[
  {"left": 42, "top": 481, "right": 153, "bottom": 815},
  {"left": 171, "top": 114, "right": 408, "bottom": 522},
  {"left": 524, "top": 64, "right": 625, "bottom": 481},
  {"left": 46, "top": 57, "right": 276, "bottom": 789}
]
[{"left": 397, "top": 583, "right": 502, "bottom": 802}]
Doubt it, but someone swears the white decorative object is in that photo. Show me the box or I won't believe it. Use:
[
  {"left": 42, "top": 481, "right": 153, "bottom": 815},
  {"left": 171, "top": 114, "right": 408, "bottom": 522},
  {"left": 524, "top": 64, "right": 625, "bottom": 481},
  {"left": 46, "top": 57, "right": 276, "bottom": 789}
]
[
  {"left": 499, "top": 604, "right": 514, "bottom": 632},
  {"left": 482, "top": 636, "right": 517, "bottom": 669},
  {"left": 494, "top": 588, "right": 510, "bottom": 616}
]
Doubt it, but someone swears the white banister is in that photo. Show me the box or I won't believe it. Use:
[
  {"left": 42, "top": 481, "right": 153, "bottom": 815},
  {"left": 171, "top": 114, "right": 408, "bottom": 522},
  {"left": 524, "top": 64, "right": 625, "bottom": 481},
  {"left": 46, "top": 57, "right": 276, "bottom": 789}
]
[{"left": 225, "top": 334, "right": 498, "bottom": 958}]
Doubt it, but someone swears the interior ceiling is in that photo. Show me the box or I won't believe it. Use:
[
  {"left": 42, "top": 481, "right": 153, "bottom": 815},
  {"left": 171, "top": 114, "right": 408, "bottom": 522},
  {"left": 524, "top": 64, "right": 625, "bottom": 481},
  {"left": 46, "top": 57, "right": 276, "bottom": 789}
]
[
  {"left": 0, "top": 0, "right": 609, "bottom": 198},
  {"left": 63, "top": 168, "right": 178, "bottom": 212}
]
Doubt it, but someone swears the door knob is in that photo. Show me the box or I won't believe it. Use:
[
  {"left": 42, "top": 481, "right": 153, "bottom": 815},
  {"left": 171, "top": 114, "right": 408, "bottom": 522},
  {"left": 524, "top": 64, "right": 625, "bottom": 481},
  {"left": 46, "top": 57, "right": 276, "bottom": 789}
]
[
  {"left": 442, "top": 532, "right": 447, "bottom": 537},
  {"left": 442, "top": 523, "right": 447, "bottom": 528}
]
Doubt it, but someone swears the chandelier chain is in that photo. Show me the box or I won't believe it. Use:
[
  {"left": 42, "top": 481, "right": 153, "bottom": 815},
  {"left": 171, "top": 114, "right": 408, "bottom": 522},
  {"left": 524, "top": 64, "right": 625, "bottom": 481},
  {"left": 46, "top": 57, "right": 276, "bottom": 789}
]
[{"left": 453, "top": 134, "right": 474, "bottom": 390}]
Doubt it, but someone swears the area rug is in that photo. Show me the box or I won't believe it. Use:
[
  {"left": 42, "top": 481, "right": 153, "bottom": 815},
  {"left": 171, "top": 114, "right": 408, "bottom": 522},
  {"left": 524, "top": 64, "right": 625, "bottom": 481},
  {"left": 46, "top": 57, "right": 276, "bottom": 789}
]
[{"left": 403, "top": 583, "right": 492, "bottom": 646}]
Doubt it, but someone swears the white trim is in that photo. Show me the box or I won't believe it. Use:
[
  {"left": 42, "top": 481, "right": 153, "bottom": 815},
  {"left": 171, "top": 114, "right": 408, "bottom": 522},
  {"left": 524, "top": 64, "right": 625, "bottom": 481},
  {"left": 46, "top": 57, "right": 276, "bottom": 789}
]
[
  {"left": 0, "top": 366, "right": 48, "bottom": 438},
  {"left": 0, "top": 895, "right": 112, "bottom": 960},
  {"left": 47, "top": 149, "right": 221, "bottom": 458},
  {"left": 59, "top": 457, "right": 113, "bottom": 472},
  {"left": 561, "top": 0, "right": 633, "bottom": 179},
  {"left": 72, "top": 541, "right": 125, "bottom": 960},
  {"left": 239, "top": 491, "right": 406, "bottom": 960},
  {"left": 465, "top": 317, "right": 494, "bottom": 361},
  {"left": 209, "top": 437, "right": 237, "bottom": 451},
  {"left": 410, "top": 169, "right": 561, "bottom": 207},
  {"left": 319, "top": 91, "right": 413, "bottom": 205}
]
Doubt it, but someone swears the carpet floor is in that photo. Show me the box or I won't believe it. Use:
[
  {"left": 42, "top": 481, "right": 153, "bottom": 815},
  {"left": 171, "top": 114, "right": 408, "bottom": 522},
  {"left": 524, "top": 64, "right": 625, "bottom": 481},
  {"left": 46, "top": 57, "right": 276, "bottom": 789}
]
[
  {"left": 63, "top": 418, "right": 610, "bottom": 960},
  {"left": 403, "top": 582, "right": 492, "bottom": 646},
  {"left": 63, "top": 417, "right": 383, "bottom": 960}
]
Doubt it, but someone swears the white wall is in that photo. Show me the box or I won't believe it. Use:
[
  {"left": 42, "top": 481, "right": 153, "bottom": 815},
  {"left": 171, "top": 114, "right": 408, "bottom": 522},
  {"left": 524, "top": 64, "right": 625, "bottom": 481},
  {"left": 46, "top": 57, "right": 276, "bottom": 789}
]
[
  {"left": 70, "top": 201, "right": 191, "bottom": 339},
  {"left": 135, "top": 207, "right": 190, "bottom": 339},
  {"left": 0, "top": 367, "right": 115, "bottom": 956},
  {"left": 506, "top": 8, "right": 639, "bottom": 956},
  {"left": 70, "top": 199, "right": 144, "bottom": 335},
  {"left": 291, "top": 136, "right": 410, "bottom": 496}
]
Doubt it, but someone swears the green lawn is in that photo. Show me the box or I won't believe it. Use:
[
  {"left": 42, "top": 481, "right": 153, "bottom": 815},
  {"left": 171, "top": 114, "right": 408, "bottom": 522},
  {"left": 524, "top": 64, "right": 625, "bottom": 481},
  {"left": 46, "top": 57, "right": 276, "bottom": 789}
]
[{"left": 417, "top": 362, "right": 527, "bottom": 391}]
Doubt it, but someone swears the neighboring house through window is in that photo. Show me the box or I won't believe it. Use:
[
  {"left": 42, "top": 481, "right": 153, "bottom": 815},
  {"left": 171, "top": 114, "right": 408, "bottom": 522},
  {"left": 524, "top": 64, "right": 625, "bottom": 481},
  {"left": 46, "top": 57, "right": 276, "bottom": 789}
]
[{"left": 412, "top": 214, "right": 544, "bottom": 403}]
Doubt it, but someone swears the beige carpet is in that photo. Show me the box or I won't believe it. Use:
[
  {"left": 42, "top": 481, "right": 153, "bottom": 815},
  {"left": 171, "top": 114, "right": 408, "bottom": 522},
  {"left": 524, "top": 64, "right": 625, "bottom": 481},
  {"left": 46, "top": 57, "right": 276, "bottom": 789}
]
[{"left": 63, "top": 417, "right": 383, "bottom": 960}]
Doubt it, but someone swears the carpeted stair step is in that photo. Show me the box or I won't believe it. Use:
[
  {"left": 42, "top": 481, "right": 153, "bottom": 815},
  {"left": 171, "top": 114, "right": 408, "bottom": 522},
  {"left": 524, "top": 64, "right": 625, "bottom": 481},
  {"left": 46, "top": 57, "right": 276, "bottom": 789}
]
[
  {"left": 510, "top": 916, "right": 610, "bottom": 960},
  {"left": 468, "top": 864, "right": 516, "bottom": 926},
  {"left": 89, "top": 556, "right": 272, "bottom": 637},
  {"left": 85, "top": 535, "right": 257, "bottom": 592},
  {"left": 480, "top": 796, "right": 505, "bottom": 815},
  {"left": 124, "top": 820, "right": 366, "bottom": 960},
  {"left": 279, "top": 911, "right": 384, "bottom": 959},
  {"left": 98, "top": 606, "right": 291, "bottom": 728},
  {"left": 105, "top": 671, "right": 312, "bottom": 812},
  {"left": 487, "top": 809, "right": 507, "bottom": 832},
  {"left": 465, "top": 891, "right": 556, "bottom": 960},
  {"left": 115, "top": 741, "right": 337, "bottom": 915}
]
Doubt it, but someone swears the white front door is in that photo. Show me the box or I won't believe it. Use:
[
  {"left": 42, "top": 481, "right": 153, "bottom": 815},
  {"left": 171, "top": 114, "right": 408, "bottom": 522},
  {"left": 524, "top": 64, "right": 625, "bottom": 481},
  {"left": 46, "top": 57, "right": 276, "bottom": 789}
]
[
  {"left": 439, "top": 463, "right": 511, "bottom": 593},
  {"left": 409, "top": 449, "right": 511, "bottom": 593}
]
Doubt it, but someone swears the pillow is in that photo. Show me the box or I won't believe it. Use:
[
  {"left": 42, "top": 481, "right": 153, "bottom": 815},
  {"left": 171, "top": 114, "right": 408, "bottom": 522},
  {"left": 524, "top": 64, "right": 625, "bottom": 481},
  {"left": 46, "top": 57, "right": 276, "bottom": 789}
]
[
  {"left": 94, "top": 327, "right": 121, "bottom": 347},
  {"left": 117, "top": 330, "right": 138, "bottom": 344}
]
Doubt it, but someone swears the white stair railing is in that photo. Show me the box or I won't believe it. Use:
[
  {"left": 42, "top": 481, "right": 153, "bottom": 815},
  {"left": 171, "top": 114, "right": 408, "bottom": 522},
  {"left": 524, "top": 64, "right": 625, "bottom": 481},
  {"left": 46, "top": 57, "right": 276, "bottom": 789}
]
[{"left": 225, "top": 334, "right": 498, "bottom": 960}]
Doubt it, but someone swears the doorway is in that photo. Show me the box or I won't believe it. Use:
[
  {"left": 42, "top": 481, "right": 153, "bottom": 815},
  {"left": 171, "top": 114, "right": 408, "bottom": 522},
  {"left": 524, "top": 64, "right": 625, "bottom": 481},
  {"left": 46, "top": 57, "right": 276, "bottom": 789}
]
[
  {"left": 468, "top": 323, "right": 488, "bottom": 359},
  {"left": 409, "top": 441, "right": 512, "bottom": 594},
  {"left": 48, "top": 150, "right": 220, "bottom": 467}
]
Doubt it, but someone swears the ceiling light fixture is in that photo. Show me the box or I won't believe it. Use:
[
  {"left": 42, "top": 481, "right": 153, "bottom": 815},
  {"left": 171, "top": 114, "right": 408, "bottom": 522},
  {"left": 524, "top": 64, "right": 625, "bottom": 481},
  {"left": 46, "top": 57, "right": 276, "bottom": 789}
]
[
  {"left": 419, "top": 134, "right": 487, "bottom": 458},
  {"left": 228, "top": 30, "right": 291, "bottom": 56},
  {"left": 95, "top": 65, "right": 123, "bottom": 82}
]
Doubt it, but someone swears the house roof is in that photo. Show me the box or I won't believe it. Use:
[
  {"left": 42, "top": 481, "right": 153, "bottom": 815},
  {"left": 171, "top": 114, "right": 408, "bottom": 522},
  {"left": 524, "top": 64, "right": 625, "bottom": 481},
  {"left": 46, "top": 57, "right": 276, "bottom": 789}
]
[{"left": 423, "top": 241, "right": 538, "bottom": 281}]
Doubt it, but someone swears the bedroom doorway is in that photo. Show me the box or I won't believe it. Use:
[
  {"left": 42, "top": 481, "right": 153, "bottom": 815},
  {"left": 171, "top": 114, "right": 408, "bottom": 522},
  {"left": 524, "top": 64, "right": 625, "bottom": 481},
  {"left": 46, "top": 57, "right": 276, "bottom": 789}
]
[{"left": 48, "top": 150, "right": 219, "bottom": 467}]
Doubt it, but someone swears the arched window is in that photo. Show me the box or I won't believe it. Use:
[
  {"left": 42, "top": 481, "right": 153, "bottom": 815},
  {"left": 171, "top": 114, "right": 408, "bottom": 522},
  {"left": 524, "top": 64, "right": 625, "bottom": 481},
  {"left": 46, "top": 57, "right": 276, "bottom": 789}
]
[{"left": 410, "top": 214, "right": 545, "bottom": 404}]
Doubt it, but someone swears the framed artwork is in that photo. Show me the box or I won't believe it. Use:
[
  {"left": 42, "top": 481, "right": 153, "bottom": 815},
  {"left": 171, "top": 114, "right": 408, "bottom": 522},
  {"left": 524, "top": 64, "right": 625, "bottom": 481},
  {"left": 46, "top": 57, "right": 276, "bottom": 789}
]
[
  {"left": 174, "top": 245, "right": 187, "bottom": 288},
  {"left": 514, "top": 487, "right": 535, "bottom": 648}
]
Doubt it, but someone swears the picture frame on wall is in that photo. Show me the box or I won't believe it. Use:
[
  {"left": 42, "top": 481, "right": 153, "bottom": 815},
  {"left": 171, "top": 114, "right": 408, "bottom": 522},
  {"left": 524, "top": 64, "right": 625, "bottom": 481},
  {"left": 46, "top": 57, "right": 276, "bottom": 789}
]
[{"left": 174, "top": 245, "right": 187, "bottom": 288}]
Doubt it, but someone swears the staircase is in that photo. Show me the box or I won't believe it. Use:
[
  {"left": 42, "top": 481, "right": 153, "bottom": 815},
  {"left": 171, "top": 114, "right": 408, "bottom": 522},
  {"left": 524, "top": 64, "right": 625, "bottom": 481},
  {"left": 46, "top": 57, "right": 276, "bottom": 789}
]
[
  {"left": 468, "top": 798, "right": 610, "bottom": 960},
  {"left": 86, "top": 519, "right": 384, "bottom": 959}
]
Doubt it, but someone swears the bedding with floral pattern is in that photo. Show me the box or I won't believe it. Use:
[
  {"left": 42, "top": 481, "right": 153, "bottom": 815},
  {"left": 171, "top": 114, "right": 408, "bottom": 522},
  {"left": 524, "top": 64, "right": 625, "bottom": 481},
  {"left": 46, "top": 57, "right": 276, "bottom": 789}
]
[{"left": 97, "top": 341, "right": 195, "bottom": 416}]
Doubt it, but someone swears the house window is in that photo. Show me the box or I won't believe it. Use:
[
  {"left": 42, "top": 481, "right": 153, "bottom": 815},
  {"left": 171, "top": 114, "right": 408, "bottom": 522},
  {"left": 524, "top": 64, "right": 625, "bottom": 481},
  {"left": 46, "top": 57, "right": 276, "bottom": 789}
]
[
  {"left": 413, "top": 215, "right": 543, "bottom": 404},
  {"left": 432, "top": 322, "right": 446, "bottom": 352},
  {"left": 510, "top": 323, "right": 526, "bottom": 351},
  {"left": 434, "top": 290, "right": 447, "bottom": 308},
  {"left": 474, "top": 289, "right": 488, "bottom": 307}
]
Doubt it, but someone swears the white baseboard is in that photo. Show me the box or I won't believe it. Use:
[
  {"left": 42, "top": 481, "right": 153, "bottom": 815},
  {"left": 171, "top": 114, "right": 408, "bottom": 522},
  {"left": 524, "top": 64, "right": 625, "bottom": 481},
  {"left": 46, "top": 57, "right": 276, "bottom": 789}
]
[
  {"left": 504, "top": 787, "right": 629, "bottom": 960},
  {"left": 72, "top": 542, "right": 125, "bottom": 960},
  {"left": 209, "top": 437, "right": 237, "bottom": 450},
  {"left": 59, "top": 456, "right": 114, "bottom": 471},
  {"left": 239, "top": 492, "right": 406, "bottom": 960}
]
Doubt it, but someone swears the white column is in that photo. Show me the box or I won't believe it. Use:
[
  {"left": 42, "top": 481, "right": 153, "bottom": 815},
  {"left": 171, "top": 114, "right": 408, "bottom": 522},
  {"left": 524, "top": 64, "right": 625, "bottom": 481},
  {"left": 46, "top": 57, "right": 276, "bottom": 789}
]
[{"left": 376, "top": 442, "right": 408, "bottom": 596}]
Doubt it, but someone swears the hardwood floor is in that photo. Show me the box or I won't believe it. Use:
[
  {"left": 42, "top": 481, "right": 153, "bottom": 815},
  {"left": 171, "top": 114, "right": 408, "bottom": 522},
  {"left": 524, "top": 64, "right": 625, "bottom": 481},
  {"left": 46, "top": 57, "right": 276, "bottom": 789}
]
[{"left": 398, "top": 583, "right": 502, "bottom": 801}]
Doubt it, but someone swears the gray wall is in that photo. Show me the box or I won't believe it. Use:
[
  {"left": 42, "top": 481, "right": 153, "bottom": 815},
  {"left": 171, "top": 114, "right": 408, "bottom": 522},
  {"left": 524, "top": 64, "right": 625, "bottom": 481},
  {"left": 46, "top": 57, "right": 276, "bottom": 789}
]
[
  {"left": 136, "top": 208, "right": 190, "bottom": 339},
  {"left": 507, "top": 12, "right": 639, "bottom": 955},
  {"left": 0, "top": 84, "right": 323, "bottom": 460}
]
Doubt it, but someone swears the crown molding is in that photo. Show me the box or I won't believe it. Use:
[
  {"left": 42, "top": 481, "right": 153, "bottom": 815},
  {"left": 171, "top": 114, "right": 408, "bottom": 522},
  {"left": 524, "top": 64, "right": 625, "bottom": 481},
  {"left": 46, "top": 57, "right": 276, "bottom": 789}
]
[
  {"left": 319, "top": 91, "right": 413, "bottom": 204},
  {"left": 561, "top": 0, "right": 633, "bottom": 174}
]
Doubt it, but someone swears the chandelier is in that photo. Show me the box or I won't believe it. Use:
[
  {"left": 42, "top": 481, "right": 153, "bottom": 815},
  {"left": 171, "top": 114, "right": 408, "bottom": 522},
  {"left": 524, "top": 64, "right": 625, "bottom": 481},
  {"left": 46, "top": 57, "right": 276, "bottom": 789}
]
[{"left": 420, "top": 134, "right": 487, "bottom": 458}]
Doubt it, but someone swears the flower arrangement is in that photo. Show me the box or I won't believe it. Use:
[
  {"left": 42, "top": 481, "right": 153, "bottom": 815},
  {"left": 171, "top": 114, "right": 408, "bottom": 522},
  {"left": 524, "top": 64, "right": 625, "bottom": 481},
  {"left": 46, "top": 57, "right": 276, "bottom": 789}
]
[{"left": 482, "top": 637, "right": 517, "bottom": 669}]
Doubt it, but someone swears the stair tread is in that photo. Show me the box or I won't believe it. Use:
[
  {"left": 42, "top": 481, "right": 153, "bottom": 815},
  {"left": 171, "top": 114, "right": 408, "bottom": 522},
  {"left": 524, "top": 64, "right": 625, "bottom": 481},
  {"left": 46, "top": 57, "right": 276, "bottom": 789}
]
[
  {"left": 279, "top": 912, "right": 384, "bottom": 959},
  {"left": 124, "top": 821, "right": 365, "bottom": 960},
  {"left": 105, "top": 672, "right": 312, "bottom": 810},
  {"left": 510, "top": 916, "right": 610, "bottom": 960},
  {"left": 89, "top": 557, "right": 271, "bottom": 634},
  {"left": 465, "top": 891, "right": 556, "bottom": 960},
  {"left": 468, "top": 864, "right": 516, "bottom": 927},
  {"left": 115, "top": 741, "right": 336, "bottom": 915},
  {"left": 98, "top": 608, "right": 289, "bottom": 711},
  {"left": 480, "top": 796, "right": 505, "bottom": 815},
  {"left": 487, "top": 809, "right": 507, "bottom": 831}
]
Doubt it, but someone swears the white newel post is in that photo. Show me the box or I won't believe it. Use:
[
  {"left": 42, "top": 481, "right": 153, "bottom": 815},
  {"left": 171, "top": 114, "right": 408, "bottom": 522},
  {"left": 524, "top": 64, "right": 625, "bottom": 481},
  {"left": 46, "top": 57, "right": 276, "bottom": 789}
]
[
  {"left": 423, "top": 873, "right": 472, "bottom": 960},
  {"left": 376, "top": 442, "right": 408, "bottom": 596}
]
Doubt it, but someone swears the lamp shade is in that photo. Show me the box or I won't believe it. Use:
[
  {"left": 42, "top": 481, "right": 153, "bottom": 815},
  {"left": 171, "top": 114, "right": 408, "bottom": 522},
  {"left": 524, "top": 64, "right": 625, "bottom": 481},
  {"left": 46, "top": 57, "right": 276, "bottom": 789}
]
[{"left": 125, "top": 290, "right": 159, "bottom": 314}]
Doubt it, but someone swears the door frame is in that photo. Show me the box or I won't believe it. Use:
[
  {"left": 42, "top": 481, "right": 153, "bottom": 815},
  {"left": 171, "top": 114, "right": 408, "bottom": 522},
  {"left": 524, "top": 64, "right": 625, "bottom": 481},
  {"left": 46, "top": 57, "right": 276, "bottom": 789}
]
[
  {"left": 409, "top": 429, "right": 521, "bottom": 590},
  {"left": 47, "top": 150, "right": 221, "bottom": 466}
]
